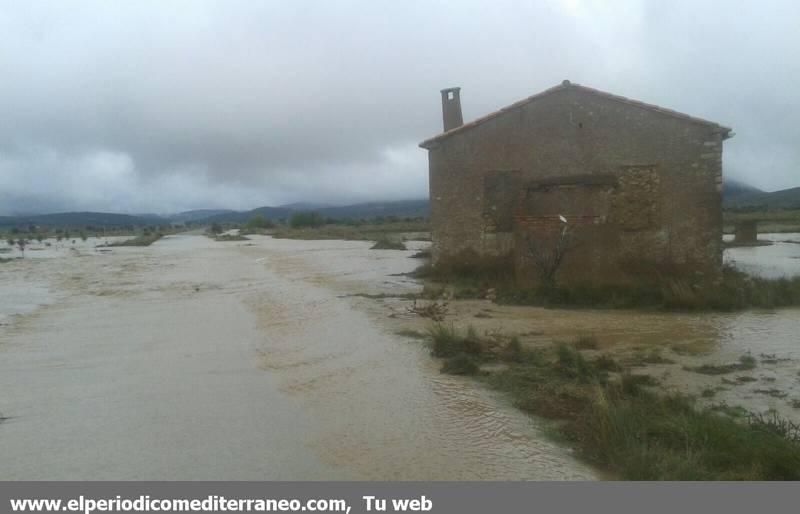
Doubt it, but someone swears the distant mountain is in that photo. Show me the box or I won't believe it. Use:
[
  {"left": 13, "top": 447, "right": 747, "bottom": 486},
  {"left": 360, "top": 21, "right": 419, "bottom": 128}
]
[
  {"left": 0, "top": 211, "right": 166, "bottom": 228},
  {"left": 315, "top": 199, "right": 429, "bottom": 219},
  {"left": 276, "top": 202, "right": 331, "bottom": 210},
  {"left": 724, "top": 181, "right": 800, "bottom": 209},
  {"left": 168, "top": 209, "right": 235, "bottom": 223},
  {"left": 201, "top": 206, "right": 294, "bottom": 224},
  {"left": 722, "top": 179, "right": 763, "bottom": 199},
  {"left": 0, "top": 200, "right": 431, "bottom": 229},
  {"left": 198, "top": 199, "right": 429, "bottom": 224}
]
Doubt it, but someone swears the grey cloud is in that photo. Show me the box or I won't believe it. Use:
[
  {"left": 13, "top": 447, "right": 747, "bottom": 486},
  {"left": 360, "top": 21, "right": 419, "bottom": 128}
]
[{"left": 0, "top": 0, "right": 797, "bottom": 214}]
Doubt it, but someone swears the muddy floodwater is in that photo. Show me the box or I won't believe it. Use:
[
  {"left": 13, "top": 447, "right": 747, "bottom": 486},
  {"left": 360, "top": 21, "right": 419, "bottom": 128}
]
[
  {"left": 1, "top": 233, "right": 799, "bottom": 480},
  {"left": 0, "top": 235, "right": 593, "bottom": 480}
]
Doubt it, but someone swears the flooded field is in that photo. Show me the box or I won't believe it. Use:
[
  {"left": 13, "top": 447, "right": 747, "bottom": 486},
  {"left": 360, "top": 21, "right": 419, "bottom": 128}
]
[
  {"left": 0, "top": 235, "right": 593, "bottom": 480},
  {"left": 725, "top": 232, "right": 800, "bottom": 278},
  {"left": 1, "top": 233, "right": 798, "bottom": 479}
]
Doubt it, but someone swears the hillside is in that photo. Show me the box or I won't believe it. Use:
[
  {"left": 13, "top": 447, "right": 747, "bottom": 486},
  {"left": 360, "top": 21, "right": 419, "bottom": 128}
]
[
  {"left": 199, "top": 199, "right": 429, "bottom": 224},
  {"left": 724, "top": 185, "right": 800, "bottom": 209},
  {"left": 0, "top": 211, "right": 165, "bottom": 228},
  {"left": 167, "top": 209, "right": 235, "bottom": 223}
]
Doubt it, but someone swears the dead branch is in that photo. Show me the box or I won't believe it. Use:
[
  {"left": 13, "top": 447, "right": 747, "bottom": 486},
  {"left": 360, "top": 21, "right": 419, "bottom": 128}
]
[{"left": 406, "top": 297, "right": 449, "bottom": 322}]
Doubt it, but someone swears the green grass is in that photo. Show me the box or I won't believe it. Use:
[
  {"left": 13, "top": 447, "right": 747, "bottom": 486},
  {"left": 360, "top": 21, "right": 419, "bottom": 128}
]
[
  {"left": 573, "top": 335, "right": 599, "bottom": 350},
  {"left": 419, "top": 262, "right": 800, "bottom": 312},
  {"left": 496, "top": 347, "right": 800, "bottom": 479},
  {"left": 671, "top": 341, "right": 715, "bottom": 356},
  {"left": 394, "top": 329, "right": 427, "bottom": 339},
  {"left": 723, "top": 208, "right": 800, "bottom": 234},
  {"left": 269, "top": 220, "right": 429, "bottom": 242},
  {"left": 108, "top": 233, "right": 164, "bottom": 247},
  {"left": 427, "top": 324, "right": 485, "bottom": 358},
  {"left": 214, "top": 234, "right": 250, "bottom": 241},
  {"left": 686, "top": 354, "right": 757, "bottom": 375},
  {"left": 627, "top": 349, "right": 675, "bottom": 366},
  {"left": 370, "top": 237, "right": 407, "bottom": 250},
  {"left": 594, "top": 354, "right": 623, "bottom": 372},
  {"left": 701, "top": 388, "right": 717, "bottom": 398},
  {"left": 416, "top": 323, "right": 800, "bottom": 480},
  {"left": 440, "top": 354, "right": 481, "bottom": 375}
]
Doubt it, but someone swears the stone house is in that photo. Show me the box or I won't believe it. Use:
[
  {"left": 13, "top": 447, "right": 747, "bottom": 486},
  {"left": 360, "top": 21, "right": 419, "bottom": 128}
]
[{"left": 419, "top": 81, "right": 733, "bottom": 286}]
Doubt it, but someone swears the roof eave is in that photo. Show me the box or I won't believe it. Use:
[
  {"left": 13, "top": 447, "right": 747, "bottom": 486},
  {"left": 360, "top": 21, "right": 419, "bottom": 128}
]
[{"left": 418, "top": 82, "right": 734, "bottom": 149}]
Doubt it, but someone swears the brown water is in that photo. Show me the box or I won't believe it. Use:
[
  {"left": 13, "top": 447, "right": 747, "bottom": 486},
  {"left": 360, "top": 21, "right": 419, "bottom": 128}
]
[
  {"left": 724, "top": 233, "right": 800, "bottom": 278},
  {"left": 2, "top": 233, "right": 798, "bottom": 480},
  {"left": 0, "top": 234, "right": 593, "bottom": 480},
  {"left": 267, "top": 234, "right": 800, "bottom": 424}
]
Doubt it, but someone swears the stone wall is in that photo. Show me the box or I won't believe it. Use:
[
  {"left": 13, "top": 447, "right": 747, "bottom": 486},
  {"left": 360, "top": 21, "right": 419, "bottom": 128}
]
[
  {"left": 734, "top": 221, "right": 758, "bottom": 244},
  {"left": 425, "top": 86, "right": 725, "bottom": 285}
]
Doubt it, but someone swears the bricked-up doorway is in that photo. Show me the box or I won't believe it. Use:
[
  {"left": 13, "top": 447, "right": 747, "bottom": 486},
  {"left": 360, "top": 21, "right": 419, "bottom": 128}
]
[{"left": 512, "top": 168, "right": 662, "bottom": 287}]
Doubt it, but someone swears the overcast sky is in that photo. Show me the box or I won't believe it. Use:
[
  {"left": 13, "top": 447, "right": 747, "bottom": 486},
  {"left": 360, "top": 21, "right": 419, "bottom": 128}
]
[{"left": 0, "top": 0, "right": 798, "bottom": 215}]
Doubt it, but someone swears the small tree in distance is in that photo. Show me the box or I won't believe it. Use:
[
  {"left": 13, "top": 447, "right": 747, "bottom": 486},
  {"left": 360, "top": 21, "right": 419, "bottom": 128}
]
[
  {"left": 245, "top": 213, "right": 273, "bottom": 230},
  {"left": 289, "top": 211, "right": 325, "bottom": 229}
]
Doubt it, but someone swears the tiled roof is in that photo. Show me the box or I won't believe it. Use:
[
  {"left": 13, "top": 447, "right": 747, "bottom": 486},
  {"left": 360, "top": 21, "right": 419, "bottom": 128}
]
[{"left": 419, "top": 80, "right": 733, "bottom": 149}]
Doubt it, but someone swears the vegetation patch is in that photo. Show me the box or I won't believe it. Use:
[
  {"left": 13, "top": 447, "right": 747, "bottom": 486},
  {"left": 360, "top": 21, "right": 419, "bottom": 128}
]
[
  {"left": 671, "top": 341, "right": 715, "bottom": 356},
  {"left": 754, "top": 388, "right": 788, "bottom": 399},
  {"left": 270, "top": 219, "right": 429, "bottom": 242},
  {"left": 349, "top": 292, "right": 418, "bottom": 300},
  {"left": 427, "top": 324, "right": 486, "bottom": 359},
  {"left": 686, "top": 355, "right": 757, "bottom": 375},
  {"left": 412, "top": 323, "right": 800, "bottom": 479},
  {"left": 760, "top": 353, "right": 792, "bottom": 365},
  {"left": 108, "top": 233, "right": 163, "bottom": 247},
  {"left": 214, "top": 234, "right": 250, "bottom": 241},
  {"left": 490, "top": 348, "right": 800, "bottom": 479},
  {"left": 394, "top": 329, "right": 427, "bottom": 340},
  {"left": 701, "top": 388, "right": 717, "bottom": 398},
  {"left": 440, "top": 354, "right": 481, "bottom": 375},
  {"left": 370, "top": 237, "right": 407, "bottom": 250},
  {"left": 627, "top": 349, "right": 675, "bottom": 366},
  {"left": 573, "top": 335, "right": 599, "bottom": 350},
  {"left": 723, "top": 208, "right": 800, "bottom": 234},
  {"left": 594, "top": 354, "right": 622, "bottom": 372},
  {"left": 709, "top": 403, "right": 749, "bottom": 418},
  {"left": 419, "top": 261, "right": 800, "bottom": 312},
  {"left": 242, "top": 213, "right": 275, "bottom": 233}
]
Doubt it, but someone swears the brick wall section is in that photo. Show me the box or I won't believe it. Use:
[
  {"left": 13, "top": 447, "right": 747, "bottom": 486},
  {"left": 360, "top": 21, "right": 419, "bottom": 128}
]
[{"left": 424, "top": 86, "right": 726, "bottom": 286}]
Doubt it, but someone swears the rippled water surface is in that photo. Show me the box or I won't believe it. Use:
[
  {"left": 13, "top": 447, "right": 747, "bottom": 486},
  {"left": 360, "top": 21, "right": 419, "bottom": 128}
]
[
  {"left": 2, "top": 233, "right": 798, "bottom": 480},
  {"left": 0, "top": 234, "right": 594, "bottom": 480}
]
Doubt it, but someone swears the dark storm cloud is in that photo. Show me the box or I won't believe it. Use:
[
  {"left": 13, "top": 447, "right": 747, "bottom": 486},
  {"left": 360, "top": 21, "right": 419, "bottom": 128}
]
[{"left": 0, "top": 0, "right": 797, "bottom": 214}]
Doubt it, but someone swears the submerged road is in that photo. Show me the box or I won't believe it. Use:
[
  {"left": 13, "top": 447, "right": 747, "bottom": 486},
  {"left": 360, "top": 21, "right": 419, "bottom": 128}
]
[{"left": 0, "top": 235, "right": 593, "bottom": 480}]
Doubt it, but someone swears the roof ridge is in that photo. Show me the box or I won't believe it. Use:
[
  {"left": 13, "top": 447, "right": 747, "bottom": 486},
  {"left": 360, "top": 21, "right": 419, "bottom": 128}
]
[{"left": 419, "top": 81, "right": 732, "bottom": 148}]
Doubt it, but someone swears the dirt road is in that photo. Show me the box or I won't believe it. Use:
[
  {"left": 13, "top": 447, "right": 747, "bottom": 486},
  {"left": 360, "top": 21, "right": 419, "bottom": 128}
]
[{"left": 0, "top": 235, "right": 593, "bottom": 480}]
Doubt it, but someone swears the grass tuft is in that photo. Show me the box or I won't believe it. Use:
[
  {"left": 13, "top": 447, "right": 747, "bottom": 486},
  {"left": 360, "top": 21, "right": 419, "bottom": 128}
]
[
  {"left": 370, "top": 237, "right": 407, "bottom": 250},
  {"left": 108, "top": 233, "right": 163, "bottom": 247},
  {"left": 440, "top": 354, "right": 481, "bottom": 375},
  {"left": 214, "top": 234, "right": 250, "bottom": 241},
  {"left": 403, "top": 320, "right": 800, "bottom": 479},
  {"left": 427, "top": 324, "right": 484, "bottom": 358},
  {"left": 573, "top": 335, "right": 600, "bottom": 350},
  {"left": 687, "top": 354, "right": 757, "bottom": 375},
  {"left": 394, "top": 329, "right": 427, "bottom": 340}
]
